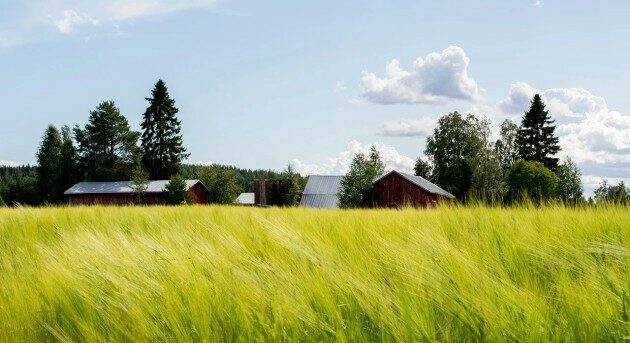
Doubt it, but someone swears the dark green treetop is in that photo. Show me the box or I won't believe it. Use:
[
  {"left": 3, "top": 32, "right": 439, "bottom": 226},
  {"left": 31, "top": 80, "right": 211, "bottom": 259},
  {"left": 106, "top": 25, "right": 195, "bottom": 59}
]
[
  {"left": 140, "top": 80, "right": 189, "bottom": 180},
  {"left": 516, "top": 94, "right": 561, "bottom": 171}
]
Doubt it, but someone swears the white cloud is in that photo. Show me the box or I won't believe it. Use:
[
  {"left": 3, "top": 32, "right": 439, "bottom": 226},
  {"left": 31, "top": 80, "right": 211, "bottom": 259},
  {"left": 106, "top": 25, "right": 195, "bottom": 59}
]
[
  {"left": 360, "top": 46, "right": 480, "bottom": 105},
  {"left": 291, "top": 140, "right": 415, "bottom": 176},
  {"left": 534, "top": 1, "right": 542, "bottom": 7},
  {"left": 0, "top": 1, "right": 221, "bottom": 46},
  {"left": 498, "top": 82, "right": 608, "bottom": 119},
  {"left": 55, "top": 10, "right": 98, "bottom": 34},
  {"left": 334, "top": 81, "right": 347, "bottom": 93},
  {"left": 0, "top": 160, "right": 20, "bottom": 167},
  {"left": 498, "top": 82, "right": 630, "bottom": 195},
  {"left": 376, "top": 117, "right": 436, "bottom": 137}
]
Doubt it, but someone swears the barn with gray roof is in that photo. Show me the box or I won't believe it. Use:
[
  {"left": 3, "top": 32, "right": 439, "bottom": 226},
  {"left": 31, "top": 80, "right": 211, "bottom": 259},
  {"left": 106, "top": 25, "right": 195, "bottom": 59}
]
[
  {"left": 299, "top": 175, "right": 343, "bottom": 209},
  {"left": 64, "top": 180, "right": 210, "bottom": 205}
]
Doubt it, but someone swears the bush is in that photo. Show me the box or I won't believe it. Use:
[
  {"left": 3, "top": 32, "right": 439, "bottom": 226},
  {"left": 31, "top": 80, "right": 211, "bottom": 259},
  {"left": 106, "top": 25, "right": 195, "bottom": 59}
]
[
  {"left": 506, "top": 160, "right": 558, "bottom": 204},
  {"left": 164, "top": 174, "right": 188, "bottom": 205}
]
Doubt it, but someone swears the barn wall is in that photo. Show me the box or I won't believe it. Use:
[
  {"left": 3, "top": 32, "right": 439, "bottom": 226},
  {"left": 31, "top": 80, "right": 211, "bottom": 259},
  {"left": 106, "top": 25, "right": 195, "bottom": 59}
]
[
  {"left": 188, "top": 184, "right": 208, "bottom": 204},
  {"left": 67, "top": 193, "right": 165, "bottom": 206},
  {"left": 373, "top": 173, "right": 439, "bottom": 208}
]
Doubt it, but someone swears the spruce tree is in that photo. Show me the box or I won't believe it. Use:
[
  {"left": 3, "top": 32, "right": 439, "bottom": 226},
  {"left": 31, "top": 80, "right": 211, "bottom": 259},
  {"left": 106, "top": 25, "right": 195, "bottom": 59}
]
[
  {"left": 36, "top": 125, "right": 62, "bottom": 203},
  {"left": 516, "top": 94, "right": 561, "bottom": 171},
  {"left": 141, "top": 80, "right": 189, "bottom": 180}
]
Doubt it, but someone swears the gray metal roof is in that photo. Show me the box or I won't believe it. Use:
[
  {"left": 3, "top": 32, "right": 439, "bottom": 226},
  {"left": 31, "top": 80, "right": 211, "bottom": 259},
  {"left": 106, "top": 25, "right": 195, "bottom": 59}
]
[
  {"left": 300, "top": 175, "right": 343, "bottom": 208},
  {"left": 300, "top": 194, "right": 339, "bottom": 209},
  {"left": 64, "top": 180, "right": 205, "bottom": 195},
  {"left": 235, "top": 192, "right": 255, "bottom": 204},
  {"left": 302, "top": 175, "right": 343, "bottom": 195},
  {"left": 374, "top": 171, "right": 455, "bottom": 199}
]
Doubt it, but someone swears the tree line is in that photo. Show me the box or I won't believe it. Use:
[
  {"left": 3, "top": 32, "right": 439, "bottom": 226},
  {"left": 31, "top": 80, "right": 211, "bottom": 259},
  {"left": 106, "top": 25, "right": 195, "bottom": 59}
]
[
  {"left": 0, "top": 80, "right": 303, "bottom": 206},
  {"left": 338, "top": 94, "right": 630, "bottom": 207}
]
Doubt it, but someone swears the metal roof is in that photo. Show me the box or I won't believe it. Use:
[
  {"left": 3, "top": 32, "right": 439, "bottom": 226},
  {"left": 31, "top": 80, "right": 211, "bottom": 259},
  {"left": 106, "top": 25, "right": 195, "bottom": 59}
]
[
  {"left": 300, "top": 175, "right": 343, "bottom": 208},
  {"left": 300, "top": 194, "right": 339, "bottom": 209},
  {"left": 374, "top": 171, "right": 455, "bottom": 199},
  {"left": 64, "top": 180, "right": 206, "bottom": 195},
  {"left": 302, "top": 175, "right": 343, "bottom": 195},
  {"left": 235, "top": 192, "right": 255, "bottom": 204}
]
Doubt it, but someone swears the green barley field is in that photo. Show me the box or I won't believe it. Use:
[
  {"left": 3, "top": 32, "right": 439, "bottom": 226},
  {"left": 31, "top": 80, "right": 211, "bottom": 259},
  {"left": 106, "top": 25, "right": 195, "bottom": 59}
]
[{"left": 1, "top": 205, "right": 630, "bottom": 341}]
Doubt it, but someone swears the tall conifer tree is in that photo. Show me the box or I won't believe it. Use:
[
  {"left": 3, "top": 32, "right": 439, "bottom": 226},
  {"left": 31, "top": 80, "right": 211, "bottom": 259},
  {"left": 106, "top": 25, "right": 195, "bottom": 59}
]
[
  {"left": 36, "top": 125, "right": 62, "bottom": 203},
  {"left": 140, "top": 80, "right": 188, "bottom": 180},
  {"left": 516, "top": 94, "right": 561, "bottom": 171}
]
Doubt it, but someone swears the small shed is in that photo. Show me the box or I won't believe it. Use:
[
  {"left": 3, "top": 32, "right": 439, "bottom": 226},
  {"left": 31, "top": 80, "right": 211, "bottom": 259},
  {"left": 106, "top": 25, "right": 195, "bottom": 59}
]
[
  {"left": 235, "top": 192, "right": 255, "bottom": 205},
  {"left": 64, "top": 180, "right": 210, "bottom": 205},
  {"left": 372, "top": 171, "right": 454, "bottom": 208},
  {"left": 299, "top": 175, "right": 342, "bottom": 209}
]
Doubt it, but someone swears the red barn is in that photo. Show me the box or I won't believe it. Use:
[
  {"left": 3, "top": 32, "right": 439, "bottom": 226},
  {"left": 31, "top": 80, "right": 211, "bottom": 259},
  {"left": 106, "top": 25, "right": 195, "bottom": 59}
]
[
  {"left": 64, "top": 180, "right": 210, "bottom": 205},
  {"left": 372, "top": 170, "right": 454, "bottom": 208}
]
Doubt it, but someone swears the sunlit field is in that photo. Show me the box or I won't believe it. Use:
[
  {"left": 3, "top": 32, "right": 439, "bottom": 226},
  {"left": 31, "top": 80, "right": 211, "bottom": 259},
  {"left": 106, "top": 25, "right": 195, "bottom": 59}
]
[{"left": 1, "top": 205, "right": 629, "bottom": 341}]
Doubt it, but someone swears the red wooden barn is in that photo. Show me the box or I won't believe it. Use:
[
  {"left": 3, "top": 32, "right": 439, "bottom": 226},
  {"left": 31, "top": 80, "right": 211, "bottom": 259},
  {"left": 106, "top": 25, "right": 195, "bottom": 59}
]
[
  {"left": 63, "top": 180, "right": 210, "bottom": 205},
  {"left": 372, "top": 170, "right": 454, "bottom": 208}
]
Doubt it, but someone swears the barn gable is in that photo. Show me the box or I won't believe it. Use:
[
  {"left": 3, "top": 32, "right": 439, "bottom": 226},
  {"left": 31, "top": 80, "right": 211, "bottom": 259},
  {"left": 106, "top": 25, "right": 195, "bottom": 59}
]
[{"left": 372, "top": 170, "right": 454, "bottom": 208}]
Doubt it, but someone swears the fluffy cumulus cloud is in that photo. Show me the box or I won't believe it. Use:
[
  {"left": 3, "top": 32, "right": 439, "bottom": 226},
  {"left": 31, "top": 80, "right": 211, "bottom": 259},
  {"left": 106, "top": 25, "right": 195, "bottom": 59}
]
[
  {"left": 291, "top": 140, "right": 415, "bottom": 176},
  {"left": 361, "top": 46, "right": 479, "bottom": 105},
  {"left": 498, "top": 82, "right": 630, "bottom": 193},
  {"left": 376, "top": 117, "right": 436, "bottom": 137}
]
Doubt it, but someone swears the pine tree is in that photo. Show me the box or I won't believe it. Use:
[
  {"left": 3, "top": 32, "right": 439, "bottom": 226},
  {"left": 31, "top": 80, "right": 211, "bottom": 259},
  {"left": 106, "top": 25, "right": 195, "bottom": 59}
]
[
  {"left": 58, "top": 126, "right": 78, "bottom": 199},
  {"left": 516, "top": 94, "right": 561, "bottom": 171},
  {"left": 141, "top": 80, "right": 189, "bottom": 180},
  {"left": 74, "top": 101, "right": 140, "bottom": 181},
  {"left": 36, "top": 125, "right": 62, "bottom": 203}
]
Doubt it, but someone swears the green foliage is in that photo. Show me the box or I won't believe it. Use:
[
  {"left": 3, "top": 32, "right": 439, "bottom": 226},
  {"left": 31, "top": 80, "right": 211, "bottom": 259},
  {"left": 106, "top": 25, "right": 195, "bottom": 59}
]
[
  {"left": 36, "top": 125, "right": 63, "bottom": 203},
  {"left": 164, "top": 174, "right": 188, "bottom": 205},
  {"left": 74, "top": 101, "right": 140, "bottom": 182},
  {"left": 506, "top": 160, "right": 558, "bottom": 204},
  {"left": 516, "top": 94, "right": 561, "bottom": 171},
  {"left": 131, "top": 165, "right": 150, "bottom": 203},
  {"left": 0, "top": 165, "right": 38, "bottom": 206},
  {"left": 58, "top": 126, "right": 79, "bottom": 199},
  {"left": 556, "top": 158, "right": 583, "bottom": 205},
  {"left": 413, "top": 157, "right": 432, "bottom": 179},
  {"left": 594, "top": 180, "right": 629, "bottom": 205},
  {"left": 339, "top": 146, "right": 385, "bottom": 208},
  {"left": 425, "top": 112, "right": 488, "bottom": 201},
  {"left": 280, "top": 164, "right": 305, "bottom": 206},
  {"left": 1, "top": 206, "right": 629, "bottom": 341},
  {"left": 195, "top": 165, "right": 241, "bottom": 204},
  {"left": 494, "top": 119, "right": 519, "bottom": 169},
  {"left": 140, "top": 80, "right": 189, "bottom": 180},
  {"left": 1, "top": 176, "right": 39, "bottom": 205},
  {"left": 468, "top": 149, "right": 506, "bottom": 205}
]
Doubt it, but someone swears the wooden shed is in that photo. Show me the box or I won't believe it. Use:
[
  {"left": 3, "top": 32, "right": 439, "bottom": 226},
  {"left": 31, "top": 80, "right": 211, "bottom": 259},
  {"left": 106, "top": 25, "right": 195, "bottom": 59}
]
[
  {"left": 64, "top": 180, "right": 210, "bottom": 205},
  {"left": 372, "top": 170, "right": 454, "bottom": 208}
]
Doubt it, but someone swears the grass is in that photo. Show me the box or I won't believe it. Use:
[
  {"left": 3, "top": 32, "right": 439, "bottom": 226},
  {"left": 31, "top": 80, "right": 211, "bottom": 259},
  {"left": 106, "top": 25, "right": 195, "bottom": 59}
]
[{"left": 1, "top": 205, "right": 629, "bottom": 341}]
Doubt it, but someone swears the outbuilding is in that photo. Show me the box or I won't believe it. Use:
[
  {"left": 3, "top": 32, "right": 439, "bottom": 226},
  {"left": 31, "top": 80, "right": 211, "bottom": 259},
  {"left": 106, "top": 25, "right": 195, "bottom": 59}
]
[
  {"left": 372, "top": 170, "right": 454, "bottom": 208},
  {"left": 64, "top": 180, "right": 210, "bottom": 205},
  {"left": 299, "top": 175, "right": 343, "bottom": 209}
]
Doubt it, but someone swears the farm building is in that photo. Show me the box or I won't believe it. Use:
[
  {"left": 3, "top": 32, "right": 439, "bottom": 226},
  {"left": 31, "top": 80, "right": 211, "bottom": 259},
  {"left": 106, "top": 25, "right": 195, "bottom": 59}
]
[
  {"left": 299, "top": 175, "right": 342, "bottom": 209},
  {"left": 372, "top": 170, "right": 454, "bottom": 208},
  {"left": 64, "top": 180, "right": 210, "bottom": 205},
  {"left": 235, "top": 192, "right": 255, "bottom": 205}
]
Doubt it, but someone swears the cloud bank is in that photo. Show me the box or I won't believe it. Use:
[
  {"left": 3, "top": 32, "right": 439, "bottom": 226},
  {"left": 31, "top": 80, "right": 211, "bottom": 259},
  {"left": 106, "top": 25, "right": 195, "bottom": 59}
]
[
  {"left": 361, "top": 46, "right": 479, "bottom": 105},
  {"left": 291, "top": 140, "right": 415, "bottom": 176}
]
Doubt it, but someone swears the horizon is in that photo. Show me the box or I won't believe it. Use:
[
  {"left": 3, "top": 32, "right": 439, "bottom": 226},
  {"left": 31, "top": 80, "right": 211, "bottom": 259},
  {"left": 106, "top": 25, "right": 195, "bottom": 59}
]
[{"left": 1, "top": 1, "right": 629, "bottom": 196}]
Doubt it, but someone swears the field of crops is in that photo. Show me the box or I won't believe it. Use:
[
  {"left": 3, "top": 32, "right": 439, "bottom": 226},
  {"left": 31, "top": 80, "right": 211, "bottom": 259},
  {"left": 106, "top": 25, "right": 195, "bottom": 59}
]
[{"left": 1, "top": 205, "right": 629, "bottom": 341}]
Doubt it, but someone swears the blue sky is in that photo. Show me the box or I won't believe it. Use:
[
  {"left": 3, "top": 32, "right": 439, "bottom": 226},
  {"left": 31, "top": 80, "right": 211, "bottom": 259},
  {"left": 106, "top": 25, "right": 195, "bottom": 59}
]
[{"left": 1, "top": 1, "right": 629, "bottom": 194}]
